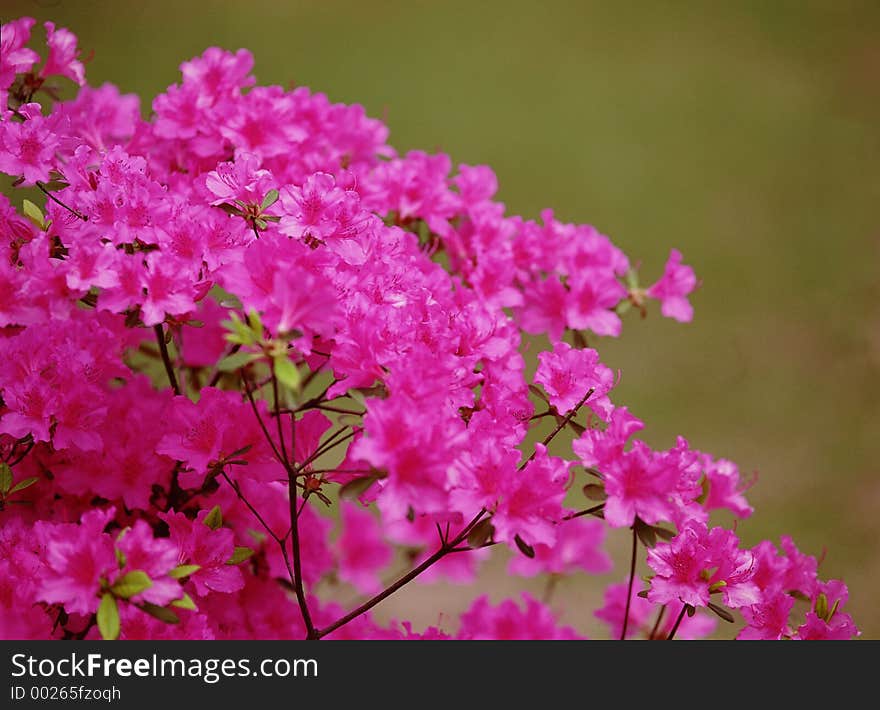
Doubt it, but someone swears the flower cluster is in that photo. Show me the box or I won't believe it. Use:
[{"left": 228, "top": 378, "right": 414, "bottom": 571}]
[{"left": 0, "top": 18, "right": 858, "bottom": 641}]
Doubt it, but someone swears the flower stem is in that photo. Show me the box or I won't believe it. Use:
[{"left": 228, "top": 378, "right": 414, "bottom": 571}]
[
  {"left": 154, "top": 325, "right": 181, "bottom": 396},
  {"left": 667, "top": 605, "right": 689, "bottom": 641},
  {"left": 316, "top": 509, "right": 487, "bottom": 639},
  {"left": 35, "top": 181, "right": 88, "bottom": 221},
  {"left": 518, "top": 387, "right": 593, "bottom": 472},
  {"left": 621, "top": 526, "right": 638, "bottom": 640}
]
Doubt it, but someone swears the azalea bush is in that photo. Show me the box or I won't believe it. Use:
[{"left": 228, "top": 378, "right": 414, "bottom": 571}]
[{"left": 0, "top": 17, "right": 860, "bottom": 641}]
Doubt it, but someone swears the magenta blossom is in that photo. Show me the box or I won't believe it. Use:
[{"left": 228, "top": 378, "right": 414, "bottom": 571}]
[{"left": 646, "top": 249, "right": 697, "bottom": 322}]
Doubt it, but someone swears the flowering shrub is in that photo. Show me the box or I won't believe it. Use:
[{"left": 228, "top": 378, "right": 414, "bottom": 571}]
[{"left": 0, "top": 17, "right": 859, "bottom": 641}]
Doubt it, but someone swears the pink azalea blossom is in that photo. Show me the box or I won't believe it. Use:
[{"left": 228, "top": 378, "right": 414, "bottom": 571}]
[
  {"left": 534, "top": 340, "right": 615, "bottom": 419},
  {"left": 508, "top": 517, "right": 612, "bottom": 577},
  {"left": 0, "top": 18, "right": 40, "bottom": 107},
  {"left": 159, "top": 510, "right": 244, "bottom": 597},
  {"left": 646, "top": 249, "right": 697, "bottom": 322},
  {"left": 335, "top": 503, "right": 393, "bottom": 594},
  {"left": 647, "top": 520, "right": 759, "bottom": 610},
  {"left": 40, "top": 22, "right": 85, "bottom": 86},
  {"left": 0, "top": 103, "right": 60, "bottom": 185},
  {"left": 457, "top": 593, "right": 582, "bottom": 640},
  {"left": 595, "top": 581, "right": 717, "bottom": 640}
]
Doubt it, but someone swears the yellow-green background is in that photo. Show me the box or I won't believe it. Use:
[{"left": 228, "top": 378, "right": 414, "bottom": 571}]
[{"left": 3, "top": 0, "right": 879, "bottom": 638}]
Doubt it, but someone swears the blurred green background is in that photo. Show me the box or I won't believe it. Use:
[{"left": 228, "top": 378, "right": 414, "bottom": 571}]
[{"left": 3, "top": 0, "right": 879, "bottom": 638}]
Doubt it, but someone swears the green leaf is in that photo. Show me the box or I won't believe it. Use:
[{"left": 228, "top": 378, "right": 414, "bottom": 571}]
[
  {"left": 695, "top": 474, "right": 711, "bottom": 505},
  {"left": 22, "top": 199, "right": 46, "bottom": 230},
  {"left": 273, "top": 356, "right": 301, "bottom": 391},
  {"left": 115, "top": 548, "right": 127, "bottom": 569},
  {"left": 0, "top": 463, "right": 12, "bottom": 495},
  {"left": 203, "top": 505, "right": 223, "bottom": 530},
  {"left": 219, "top": 295, "right": 244, "bottom": 310},
  {"left": 246, "top": 309, "right": 263, "bottom": 336},
  {"left": 615, "top": 299, "right": 632, "bottom": 316},
  {"left": 170, "top": 593, "right": 197, "bottom": 611},
  {"left": 339, "top": 476, "right": 378, "bottom": 501},
  {"left": 217, "top": 350, "right": 257, "bottom": 372},
  {"left": 261, "top": 189, "right": 279, "bottom": 211},
  {"left": 226, "top": 547, "right": 255, "bottom": 565},
  {"left": 816, "top": 592, "right": 829, "bottom": 620},
  {"left": 8, "top": 476, "right": 39, "bottom": 495},
  {"left": 828, "top": 599, "right": 840, "bottom": 622},
  {"left": 706, "top": 602, "right": 735, "bottom": 623},
  {"left": 97, "top": 593, "right": 120, "bottom": 640},
  {"left": 110, "top": 570, "right": 153, "bottom": 599},
  {"left": 514, "top": 534, "right": 535, "bottom": 559},
  {"left": 625, "top": 268, "right": 639, "bottom": 290},
  {"left": 686, "top": 604, "right": 696, "bottom": 618},
  {"left": 221, "top": 313, "right": 255, "bottom": 346},
  {"left": 217, "top": 202, "right": 244, "bottom": 217},
  {"left": 653, "top": 526, "right": 676, "bottom": 541},
  {"left": 466, "top": 519, "right": 494, "bottom": 549},
  {"left": 634, "top": 519, "right": 657, "bottom": 549},
  {"left": 347, "top": 388, "right": 367, "bottom": 407},
  {"left": 528, "top": 384, "right": 549, "bottom": 403},
  {"left": 582, "top": 483, "right": 607, "bottom": 502},
  {"left": 637, "top": 589, "right": 650, "bottom": 599},
  {"left": 139, "top": 602, "right": 179, "bottom": 625},
  {"left": 565, "top": 419, "right": 586, "bottom": 437},
  {"left": 168, "top": 564, "right": 201, "bottom": 580}
]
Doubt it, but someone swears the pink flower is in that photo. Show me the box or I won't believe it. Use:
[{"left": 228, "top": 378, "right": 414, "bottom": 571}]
[
  {"left": 36, "top": 508, "right": 117, "bottom": 615},
  {"left": 457, "top": 593, "right": 582, "bottom": 639},
  {"left": 595, "top": 581, "right": 717, "bottom": 640},
  {"left": 564, "top": 270, "right": 626, "bottom": 336},
  {"left": 180, "top": 47, "right": 254, "bottom": 106},
  {"left": 573, "top": 405, "right": 644, "bottom": 469},
  {"left": 795, "top": 580, "right": 859, "bottom": 640},
  {"left": 204, "top": 152, "right": 274, "bottom": 206},
  {"left": 516, "top": 275, "right": 568, "bottom": 341},
  {"left": 279, "top": 172, "right": 346, "bottom": 241},
  {"left": 0, "top": 18, "right": 39, "bottom": 107},
  {"left": 602, "top": 441, "right": 679, "bottom": 528},
  {"left": 156, "top": 388, "right": 273, "bottom": 480},
  {"left": 646, "top": 249, "right": 697, "bottom": 322},
  {"left": 335, "top": 503, "right": 392, "bottom": 594},
  {"left": 41, "top": 22, "right": 86, "bottom": 86},
  {"left": 115, "top": 521, "right": 182, "bottom": 606},
  {"left": 508, "top": 517, "right": 612, "bottom": 577},
  {"left": 738, "top": 591, "right": 794, "bottom": 640},
  {"left": 647, "top": 521, "right": 759, "bottom": 610},
  {"left": 0, "top": 103, "right": 59, "bottom": 185},
  {"left": 492, "top": 444, "right": 570, "bottom": 548},
  {"left": 159, "top": 510, "right": 244, "bottom": 596},
  {"left": 701, "top": 456, "right": 753, "bottom": 518},
  {"left": 534, "top": 340, "right": 615, "bottom": 419}
]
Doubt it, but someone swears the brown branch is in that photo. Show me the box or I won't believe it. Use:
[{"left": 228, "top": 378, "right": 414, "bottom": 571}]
[
  {"left": 154, "top": 325, "right": 181, "bottom": 396},
  {"left": 518, "top": 388, "right": 593, "bottom": 472},
  {"left": 316, "top": 509, "right": 487, "bottom": 638},
  {"left": 621, "top": 526, "right": 638, "bottom": 640}
]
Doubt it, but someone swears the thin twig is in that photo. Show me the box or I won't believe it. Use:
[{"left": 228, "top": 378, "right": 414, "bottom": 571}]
[
  {"left": 36, "top": 181, "right": 88, "bottom": 221},
  {"left": 621, "top": 526, "right": 638, "bottom": 640},
  {"left": 316, "top": 509, "right": 487, "bottom": 638},
  {"left": 667, "top": 605, "right": 689, "bottom": 641},
  {"left": 518, "top": 388, "right": 593, "bottom": 472},
  {"left": 154, "top": 324, "right": 181, "bottom": 396}
]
